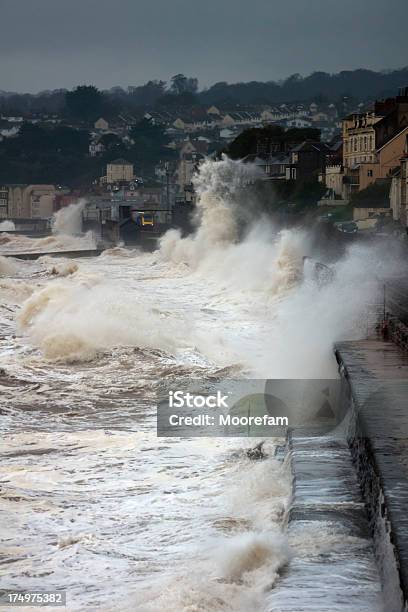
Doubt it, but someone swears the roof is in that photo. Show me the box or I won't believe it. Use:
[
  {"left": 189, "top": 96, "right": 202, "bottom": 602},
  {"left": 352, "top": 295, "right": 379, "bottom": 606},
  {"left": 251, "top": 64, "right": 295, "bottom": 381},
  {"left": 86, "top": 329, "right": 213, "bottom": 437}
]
[
  {"left": 291, "top": 141, "right": 330, "bottom": 153},
  {"left": 354, "top": 202, "right": 390, "bottom": 208},
  {"left": 109, "top": 158, "right": 132, "bottom": 165},
  {"left": 376, "top": 125, "right": 408, "bottom": 153}
]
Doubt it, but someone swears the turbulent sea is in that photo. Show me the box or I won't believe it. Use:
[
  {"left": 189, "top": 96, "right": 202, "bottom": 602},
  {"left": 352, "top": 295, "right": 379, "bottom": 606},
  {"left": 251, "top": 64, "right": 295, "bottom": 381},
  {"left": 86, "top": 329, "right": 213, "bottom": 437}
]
[{"left": 0, "top": 159, "right": 394, "bottom": 610}]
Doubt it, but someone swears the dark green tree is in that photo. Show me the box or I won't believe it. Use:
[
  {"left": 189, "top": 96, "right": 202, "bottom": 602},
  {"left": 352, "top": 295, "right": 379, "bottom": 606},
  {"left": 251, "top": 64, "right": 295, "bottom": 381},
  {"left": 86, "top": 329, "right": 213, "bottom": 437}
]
[
  {"left": 51, "top": 126, "right": 89, "bottom": 155},
  {"left": 65, "top": 85, "right": 104, "bottom": 122},
  {"left": 128, "top": 118, "right": 174, "bottom": 169},
  {"left": 99, "top": 133, "right": 122, "bottom": 150}
]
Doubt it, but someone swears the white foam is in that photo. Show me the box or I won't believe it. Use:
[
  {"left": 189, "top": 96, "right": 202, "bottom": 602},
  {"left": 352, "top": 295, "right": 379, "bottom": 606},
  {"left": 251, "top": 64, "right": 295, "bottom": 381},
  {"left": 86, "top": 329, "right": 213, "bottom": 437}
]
[{"left": 0, "top": 220, "right": 16, "bottom": 231}]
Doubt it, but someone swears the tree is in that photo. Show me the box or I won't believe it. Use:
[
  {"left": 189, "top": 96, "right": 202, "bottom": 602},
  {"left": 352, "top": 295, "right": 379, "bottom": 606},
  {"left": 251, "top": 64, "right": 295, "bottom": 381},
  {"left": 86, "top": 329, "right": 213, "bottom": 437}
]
[
  {"left": 292, "top": 179, "right": 326, "bottom": 210},
  {"left": 156, "top": 91, "right": 198, "bottom": 107},
  {"left": 14, "top": 122, "right": 51, "bottom": 153},
  {"left": 99, "top": 133, "right": 122, "bottom": 150},
  {"left": 51, "top": 126, "right": 89, "bottom": 155},
  {"left": 0, "top": 122, "right": 94, "bottom": 186},
  {"left": 285, "top": 127, "right": 321, "bottom": 142},
  {"left": 65, "top": 85, "right": 104, "bottom": 122},
  {"left": 127, "top": 80, "right": 167, "bottom": 107},
  {"left": 170, "top": 74, "right": 198, "bottom": 95},
  {"left": 128, "top": 118, "right": 174, "bottom": 169}
]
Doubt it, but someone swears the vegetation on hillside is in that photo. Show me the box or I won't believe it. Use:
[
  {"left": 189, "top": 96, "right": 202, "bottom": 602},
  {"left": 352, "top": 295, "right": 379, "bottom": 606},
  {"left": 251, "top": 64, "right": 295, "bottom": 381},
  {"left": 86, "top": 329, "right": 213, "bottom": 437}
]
[{"left": 1, "top": 67, "right": 407, "bottom": 116}]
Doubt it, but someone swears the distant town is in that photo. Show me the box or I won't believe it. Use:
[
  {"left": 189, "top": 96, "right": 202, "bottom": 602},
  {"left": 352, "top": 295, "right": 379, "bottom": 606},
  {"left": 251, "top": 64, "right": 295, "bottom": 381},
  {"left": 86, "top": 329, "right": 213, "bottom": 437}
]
[{"left": 1, "top": 67, "right": 408, "bottom": 242}]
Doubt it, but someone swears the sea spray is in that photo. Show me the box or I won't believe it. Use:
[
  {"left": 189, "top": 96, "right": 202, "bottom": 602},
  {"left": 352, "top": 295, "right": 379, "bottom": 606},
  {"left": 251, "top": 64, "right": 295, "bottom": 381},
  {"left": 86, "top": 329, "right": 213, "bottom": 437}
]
[
  {"left": 17, "top": 275, "right": 191, "bottom": 362},
  {"left": 160, "top": 156, "right": 259, "bottom": 267},
  {"left": 158, "top": 157, "right": 401, "bottom": 379},
  {"left": 215, "top": 531, "right": 291, "bottom": 582},
  {"left": 0, "top": 255, "right": 18, "bottom": 276},
  {"left": 0, "top": 200, "right": 93, "bottom": 255},
  {"left": 52, "top": 199, "right": 86, "bottom": 235},
  {"left": 0, "top": 220, "right": 16, "bottom": 232}
]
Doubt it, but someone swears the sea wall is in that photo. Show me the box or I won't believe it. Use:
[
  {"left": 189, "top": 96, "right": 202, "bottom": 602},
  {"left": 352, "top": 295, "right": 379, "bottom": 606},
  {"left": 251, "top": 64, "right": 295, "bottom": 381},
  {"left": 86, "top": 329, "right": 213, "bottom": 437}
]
[
  {"left": 266, "top": 424, "right": 383, "bottom": 610},
  {"left": 335, "top": 341, "right": 408, "bottom": 612}
]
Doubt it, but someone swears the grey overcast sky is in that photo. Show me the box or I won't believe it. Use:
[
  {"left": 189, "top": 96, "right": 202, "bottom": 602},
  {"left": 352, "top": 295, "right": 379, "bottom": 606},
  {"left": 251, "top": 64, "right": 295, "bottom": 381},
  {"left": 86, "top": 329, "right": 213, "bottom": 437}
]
[{"left": 0, "top": 0, "right": 407, "bottom": 93}]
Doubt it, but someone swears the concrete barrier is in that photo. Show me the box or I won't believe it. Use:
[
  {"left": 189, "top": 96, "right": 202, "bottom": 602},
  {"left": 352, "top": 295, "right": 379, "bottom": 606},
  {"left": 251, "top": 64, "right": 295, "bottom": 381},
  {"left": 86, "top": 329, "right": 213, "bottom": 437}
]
[
  {"left": 335, "top": 340, "right": 408, "bottom": 612},
  {"left": 0, "top": 249, "right": 103, "bottom": 260}
]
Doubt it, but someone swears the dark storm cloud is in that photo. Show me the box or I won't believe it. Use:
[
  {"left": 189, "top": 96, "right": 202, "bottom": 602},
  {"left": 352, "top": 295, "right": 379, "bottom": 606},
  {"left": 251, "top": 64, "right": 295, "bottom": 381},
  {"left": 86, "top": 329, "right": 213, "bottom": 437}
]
[{"left": 0, "top": 0, "right": 407, "bottom": 92}]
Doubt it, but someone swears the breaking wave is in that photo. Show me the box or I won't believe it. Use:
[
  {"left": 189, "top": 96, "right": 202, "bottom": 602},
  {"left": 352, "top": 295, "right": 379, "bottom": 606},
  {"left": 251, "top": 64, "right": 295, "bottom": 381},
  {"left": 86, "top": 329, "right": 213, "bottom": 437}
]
[
  {"left": 17, "top": 275, "right": 190, "bottom": 362},
  {"left": 0, "top": 220, "right": 16, "bottom": 231},
  {"left": 137, "top": 531, "right": 290, "bottom": 612},
  {"left": 0, "top": 201, "right": 95, "bottom": 254},
  {"left": 52, "top": 199, "right": 86, "bottom": 235},
  {"left": 158, "top": 157, "right": 402, "bottom": 378},
  {"left": 0, "top": 255, "right": 18, "bottom": 276}
]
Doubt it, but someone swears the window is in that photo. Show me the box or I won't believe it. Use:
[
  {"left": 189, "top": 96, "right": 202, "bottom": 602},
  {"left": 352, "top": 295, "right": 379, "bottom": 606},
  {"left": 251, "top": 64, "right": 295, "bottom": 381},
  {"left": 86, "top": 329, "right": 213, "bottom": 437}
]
[{"left": 367, "top": 170, "right": 373, "bottom": 177}]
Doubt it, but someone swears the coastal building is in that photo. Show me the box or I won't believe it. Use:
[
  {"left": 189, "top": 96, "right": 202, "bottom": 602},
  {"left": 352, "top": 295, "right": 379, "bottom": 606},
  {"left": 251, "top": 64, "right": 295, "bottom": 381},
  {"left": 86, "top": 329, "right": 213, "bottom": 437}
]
[
  {"left": 321, "top": 164, "right": 345, "bottom": 199},
  {"left": 342, "top": 111, "right": 379, "bottom": 169},
  {"left": 400, "top": 153, "right": 408, "bottom": 227},
  {"left": 389, "top": 138, "right": 408, "bottom": 227},
  {"left": 353, "top": 202, "right": 392, "bottom": 222},
  {"left": 341, "top": 88, "right": 408, "bottom": 199},
  {"left": 0, "top": 184, "right": 56, "bottom": 218},
  {"left": 285, "top": 141, "right": 330, "bottom": 181},
  {"left": 242, "top": 153, "right": 290, "bottom": 180},
  {"left": 105, "top": 159, "right": 134, "bottom": 184},
  {"left": 0, "top": 185, "right": 9, "bottom": 218},
  {"left": 358, "top": 126, "right": 408, "bottom": 191},
  {"left": 175, "top": 140, "right": 207, "bottom": 202},
  {"left": 374, "top": 88, "right": 408, "bottom": 149},
  {"left": 28, "top": 185, "right": 56, "bottom": 218}
]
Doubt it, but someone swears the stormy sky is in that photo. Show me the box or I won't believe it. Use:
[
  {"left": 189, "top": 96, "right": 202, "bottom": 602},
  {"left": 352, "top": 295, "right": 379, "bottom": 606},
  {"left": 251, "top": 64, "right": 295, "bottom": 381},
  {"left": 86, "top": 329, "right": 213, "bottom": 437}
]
[{"left": 0, "top": 0, "right": 407, "bottom": 93}]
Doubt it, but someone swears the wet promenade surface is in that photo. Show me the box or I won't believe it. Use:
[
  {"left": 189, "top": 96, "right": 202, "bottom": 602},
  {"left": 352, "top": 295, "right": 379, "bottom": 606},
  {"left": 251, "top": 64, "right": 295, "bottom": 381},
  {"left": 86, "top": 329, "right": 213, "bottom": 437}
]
[
  {"left": 335, "top": 340, "right": 408, "bottom": 612},
  {"left": 266, "top": 432, "right": 383, "bottom": 611}
]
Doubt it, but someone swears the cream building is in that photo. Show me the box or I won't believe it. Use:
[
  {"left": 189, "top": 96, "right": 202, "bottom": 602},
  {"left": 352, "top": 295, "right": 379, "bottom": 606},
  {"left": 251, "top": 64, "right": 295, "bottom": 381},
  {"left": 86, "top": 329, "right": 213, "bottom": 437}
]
[
  {"left": 5, "top": 185, "right": 26, "bottom": 217},
  {"left": 323, "top": 165, "right": 345, "bottom": 199},
  {"left": 0, "top": 184, "right": 55, "bottom": 218},
  {"left": 357, "top": 126, "right": 408, "bottom": 191},
  {"left": 28, "top": 185, "right": 56, "bottom": 218},
  {"left": 343, "top": 112, "right": 380, "bottom": 169},
  {"left": 106, "top": 159, "right": 134, "bottom": 184}
]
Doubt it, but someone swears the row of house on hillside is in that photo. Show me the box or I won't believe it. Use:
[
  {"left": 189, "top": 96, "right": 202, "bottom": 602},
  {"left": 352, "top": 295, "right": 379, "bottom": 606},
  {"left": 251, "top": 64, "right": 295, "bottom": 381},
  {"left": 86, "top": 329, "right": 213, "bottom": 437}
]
[{"left": 142, "top": 102, "right": 341, "bottom": 137}]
